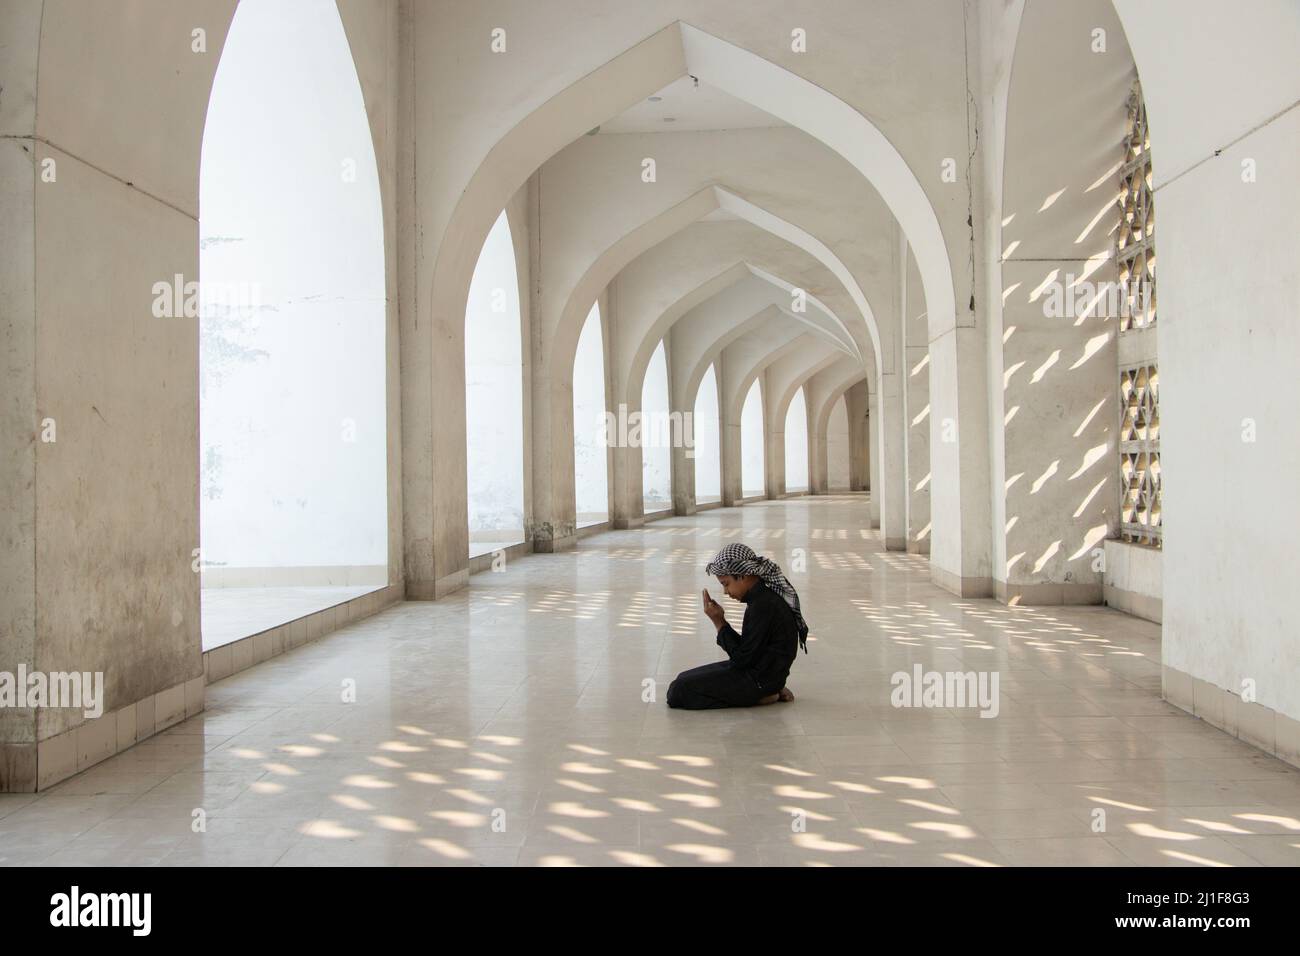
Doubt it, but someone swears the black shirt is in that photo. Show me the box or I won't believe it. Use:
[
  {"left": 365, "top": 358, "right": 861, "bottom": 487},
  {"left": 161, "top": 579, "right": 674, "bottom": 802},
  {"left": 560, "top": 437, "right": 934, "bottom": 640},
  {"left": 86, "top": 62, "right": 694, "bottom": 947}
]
[{"left": 716, "top": 581, "right": 799, "bottom": 692}]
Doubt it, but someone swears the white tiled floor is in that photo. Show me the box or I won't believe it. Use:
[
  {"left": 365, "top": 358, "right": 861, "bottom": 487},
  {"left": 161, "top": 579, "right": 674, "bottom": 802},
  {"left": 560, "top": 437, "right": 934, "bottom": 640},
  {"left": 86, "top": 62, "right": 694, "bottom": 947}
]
[{"left": 5, "top": 497, "right": 1299, "bottom": 866}]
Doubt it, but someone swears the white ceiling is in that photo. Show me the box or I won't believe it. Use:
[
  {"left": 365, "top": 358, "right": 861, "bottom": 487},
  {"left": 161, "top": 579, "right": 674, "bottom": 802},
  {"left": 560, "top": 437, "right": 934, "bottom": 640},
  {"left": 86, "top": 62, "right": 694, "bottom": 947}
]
[{"left": 598, "top": 76, "right": 784, "bottom": 133}]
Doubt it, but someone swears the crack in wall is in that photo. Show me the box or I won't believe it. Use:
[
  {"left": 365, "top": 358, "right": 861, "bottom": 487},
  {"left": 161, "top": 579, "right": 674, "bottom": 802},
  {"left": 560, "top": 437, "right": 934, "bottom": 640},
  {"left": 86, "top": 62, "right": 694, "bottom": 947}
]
[{"left": 962, "top": 0, "right": 980, "bottom": 318}]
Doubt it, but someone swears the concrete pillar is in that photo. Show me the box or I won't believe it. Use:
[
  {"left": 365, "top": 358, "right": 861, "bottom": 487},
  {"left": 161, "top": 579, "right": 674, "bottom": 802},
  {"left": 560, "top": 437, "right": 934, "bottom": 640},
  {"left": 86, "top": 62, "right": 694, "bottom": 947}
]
[
  {"left": 1, "top": 4, "right": 42, "bottom": 790},
  {"left": 716, "top": 357, "right": 741, "bottom": 506},
  {"left": 767, "top": 424, "right": 785, "bottom": 498},
  {"left": 928, "top": 325, "right": 994, "bottom": 596},
  {"left": 877, "top": 227, "right": 910, "bottom": 551},
  {"left": 529, "top": 369, "right": 581, "bottom": 549},
  {"left": 765, "top": 372, "right": 786, "bottom": 497},
  {"left": 609, "top": 404, "right": 645, "bottom": 529},
  {"left": 867, "top": 388, "right": 882, "bottom": 528},
  {"left": 809, "top": 422, "right": 828, "bottom": 495},
  {"left": 670, "top": 437, "right": 697, "bottom": 516},
  {"left": 0, "top": 1, "right": 239, "bottom": 790},
  {"left": 669, "top": 335, "right": 696, "bottom": 516},
  {"left": 529, "top": 210, "right": 622, "bottom": 553},
  {"left": 845, "top": 381, "right": 871, "bottom": 492},
  {"left": 923, "top": 9, "right": 1001, "bottom": 599},
  {"left": 401, "top": 0, "right": 473, "bottom": 598},
  {"left": 721, "top": 421, "right": 743, "bottom": 507}
]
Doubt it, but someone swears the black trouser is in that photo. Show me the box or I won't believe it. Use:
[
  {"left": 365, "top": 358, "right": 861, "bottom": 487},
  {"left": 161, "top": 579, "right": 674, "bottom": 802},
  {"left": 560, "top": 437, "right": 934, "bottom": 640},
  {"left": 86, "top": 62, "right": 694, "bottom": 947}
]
[{"left": 666, "top": 661, "right": 767, "bottom": 710}]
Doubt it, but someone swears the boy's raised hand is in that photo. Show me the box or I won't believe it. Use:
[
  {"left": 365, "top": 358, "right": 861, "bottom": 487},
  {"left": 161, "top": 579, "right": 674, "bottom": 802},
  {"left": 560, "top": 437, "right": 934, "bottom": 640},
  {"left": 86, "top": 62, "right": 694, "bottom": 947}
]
[{"left": 702, "top": 589, "right": 727, "bottom": 629}]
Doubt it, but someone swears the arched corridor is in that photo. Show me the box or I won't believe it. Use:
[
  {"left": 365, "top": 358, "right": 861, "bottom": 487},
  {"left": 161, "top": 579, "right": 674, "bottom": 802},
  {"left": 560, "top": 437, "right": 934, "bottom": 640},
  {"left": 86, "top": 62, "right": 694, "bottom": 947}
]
[{"left": 2, "top": 0, "right": 1298, "bottom": 884}]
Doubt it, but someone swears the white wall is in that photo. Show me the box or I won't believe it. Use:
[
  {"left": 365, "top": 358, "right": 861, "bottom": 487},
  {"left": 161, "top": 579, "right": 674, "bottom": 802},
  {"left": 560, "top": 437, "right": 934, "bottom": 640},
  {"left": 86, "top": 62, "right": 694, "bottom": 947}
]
[
  {"left": 693, "top": 363, "right": 721, "bottom": 504},
  {"left": 1103, "top": 539, "right": 1162, "bottom": 624},
  {"left": 199, "top": 0, "right": 387, "bottom": 579},
  {"left": 785, "top": 387, "right": 809, "bottom": 493},
  {"left": 1113, "top": 0, "right": 1300, "bottom": 726},
  {"left": 988, "top": 0, "right": 1129, "bottom": 604},
  {"left": 572, "top": 302, "right": 608, "bottom": 525},
  {"left": 640, "top": 339, "right": 672, "bottom": 512},
  {"left": 827, "top": 395, "right": 851, "bottom": 490},
  {"left": 740, "top": 379, "right": 765, "bottom": 497},
  {"left": 465, "top": 210, "right": 525, "bottom": 545}
]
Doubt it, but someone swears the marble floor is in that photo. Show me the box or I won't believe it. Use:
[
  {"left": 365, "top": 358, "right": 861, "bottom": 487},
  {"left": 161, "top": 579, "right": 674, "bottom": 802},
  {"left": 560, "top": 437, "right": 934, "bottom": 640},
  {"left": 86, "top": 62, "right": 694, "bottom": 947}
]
[{"left": 4, "top": 496, "right": 1300, "bottom": 867}]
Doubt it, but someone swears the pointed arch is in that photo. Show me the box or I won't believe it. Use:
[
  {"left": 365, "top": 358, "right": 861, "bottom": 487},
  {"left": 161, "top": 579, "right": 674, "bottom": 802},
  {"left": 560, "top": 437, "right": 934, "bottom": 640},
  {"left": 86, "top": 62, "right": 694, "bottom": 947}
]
[
  {"left": 465, "top": 210, "right": 525, "bottom": 556},
  {"left": 785, "top": 387, "right": 811, "bottom": 494},
  {"left": 740, "top": 379, "right": 766, "bottom": 499},
  {"left": 693, "top": 363, "right": 722, "bottom": 505},
  {"left": 641, "top": 339, "right": 673, "bottom": 513},
  {"left": 198, "top": 0, "right": 388, "bottom": 646},
  {"left": 573, "top": 301, "right": 610, "bottom": 527}
]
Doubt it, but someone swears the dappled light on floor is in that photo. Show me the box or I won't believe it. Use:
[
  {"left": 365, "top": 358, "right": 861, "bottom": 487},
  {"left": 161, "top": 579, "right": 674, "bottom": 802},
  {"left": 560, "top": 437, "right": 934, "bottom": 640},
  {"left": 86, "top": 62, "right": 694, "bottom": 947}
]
[{"left": 5, "top": 498, "right": 1299, "bottom": 868}]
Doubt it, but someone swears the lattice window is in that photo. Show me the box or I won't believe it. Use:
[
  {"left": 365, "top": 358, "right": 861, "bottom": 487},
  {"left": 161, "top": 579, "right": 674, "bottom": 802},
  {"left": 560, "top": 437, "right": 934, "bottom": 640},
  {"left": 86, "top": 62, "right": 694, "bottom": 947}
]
[
  {"left": 1119, "top": 364, "right": 1161, "bottom": 544},
  {"left": 1118, "top": 84, "right": 1156, "bottom": 332},
  {"left": 1116, "top": 81, "right": 1161, "bottom": 547}
]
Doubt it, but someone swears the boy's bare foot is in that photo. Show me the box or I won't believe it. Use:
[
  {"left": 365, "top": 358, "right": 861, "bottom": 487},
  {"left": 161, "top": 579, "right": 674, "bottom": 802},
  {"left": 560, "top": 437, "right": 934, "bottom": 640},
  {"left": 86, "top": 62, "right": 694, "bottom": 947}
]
[
  {"left": 778, "top": 687, "right": 795, "bottom": 702},
  {"left": 757, "top": 692, "right": 781, "bottom": 705}
]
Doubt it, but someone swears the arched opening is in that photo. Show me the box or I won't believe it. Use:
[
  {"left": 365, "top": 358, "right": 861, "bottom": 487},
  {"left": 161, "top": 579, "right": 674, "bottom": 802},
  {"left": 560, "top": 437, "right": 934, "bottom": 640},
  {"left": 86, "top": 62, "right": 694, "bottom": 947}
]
[
  {"left": 826, "top": 395, "right": 851, "bottom": 491},
  {"left": 641, "top": 339, "right": 673, "bottom": 514},
  {"left": 199, "top": 0, "right": 387, "bottom": 650},
  {"left": 785, "top": 386, "right": 810, "bottom": 494},
  {"left": 465, "top": 210, "right": 525, "bottom": 557},
  {"left": 693, "top": 364, "right": 722, "bottom": 505},
  {"left": 740, "top": 379, "right": 765, "bottom": 499},
  {"left": 572, "top": 302, "right": 609, "bottom": 527}
]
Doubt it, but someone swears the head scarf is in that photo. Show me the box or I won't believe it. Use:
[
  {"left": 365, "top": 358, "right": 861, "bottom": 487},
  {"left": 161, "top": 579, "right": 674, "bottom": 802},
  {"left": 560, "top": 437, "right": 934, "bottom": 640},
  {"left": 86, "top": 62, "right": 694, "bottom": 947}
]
[{"left": 706, "top": 543, "right": 809, "bottom": 653}]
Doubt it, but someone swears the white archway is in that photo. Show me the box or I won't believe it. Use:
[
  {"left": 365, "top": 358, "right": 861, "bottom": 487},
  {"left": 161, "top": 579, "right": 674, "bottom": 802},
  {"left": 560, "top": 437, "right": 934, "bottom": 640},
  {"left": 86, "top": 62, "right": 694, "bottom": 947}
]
[
  {"left": 572, "top": 302, "right": 609, "bottom": 527},
  {"left": 199, "top": 0, "right": 387, "bottom": 647},
  {"left": 785, "top": 387, "right": 810, "bottom": 494},
  {"left": 693, "top": 363, "right": 722, "bottom": 505},
  {"left": 826, "top": 396, "right": 852, "bottom": 491},
  {"left": 465, "top": 210, "right": 525, "bottom": 556},
  {"left": 740, "top": 379, "right": 766, "bottom": 499},
  {"left": 641, "top": 340, "right": 673, "bottom": 513}
]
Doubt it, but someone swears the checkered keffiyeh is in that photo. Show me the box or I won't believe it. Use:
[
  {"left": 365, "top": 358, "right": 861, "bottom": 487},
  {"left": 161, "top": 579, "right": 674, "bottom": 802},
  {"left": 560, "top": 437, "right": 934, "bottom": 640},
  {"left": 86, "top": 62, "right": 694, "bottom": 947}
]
[{"left": 706, "top": 543, "right": 809, "bottom": 653}]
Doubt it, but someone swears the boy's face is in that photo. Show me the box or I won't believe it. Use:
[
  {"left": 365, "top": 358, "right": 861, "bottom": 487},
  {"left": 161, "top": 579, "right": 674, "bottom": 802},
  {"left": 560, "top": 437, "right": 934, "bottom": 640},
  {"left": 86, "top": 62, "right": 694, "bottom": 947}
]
[{"left": 716, "top": 574, "right": 754, "bottom": 602}]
